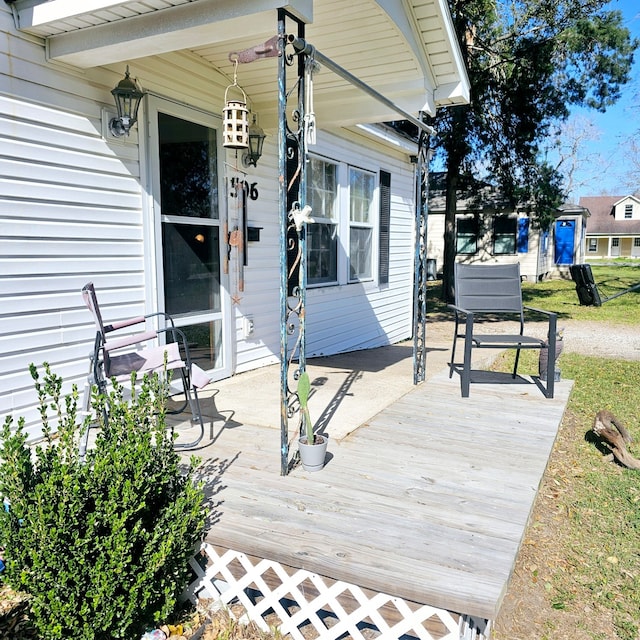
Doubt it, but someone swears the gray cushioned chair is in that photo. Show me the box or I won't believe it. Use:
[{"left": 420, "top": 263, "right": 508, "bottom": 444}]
[{"left": 448, "top": 263, "right": 557, "bottom": 398}]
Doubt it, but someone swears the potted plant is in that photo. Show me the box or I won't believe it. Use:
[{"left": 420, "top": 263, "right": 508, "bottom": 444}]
[{"left": 297, "top": 371, "right": 328, "bottom": 472}]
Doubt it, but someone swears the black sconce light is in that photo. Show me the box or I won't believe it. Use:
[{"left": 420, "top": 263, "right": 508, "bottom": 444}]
[
  {"left": 242, "top": 115, "right": 266, "bottom": 167},
  {"left": 109, "top": 66, "right": 145, "bottom": 137}
]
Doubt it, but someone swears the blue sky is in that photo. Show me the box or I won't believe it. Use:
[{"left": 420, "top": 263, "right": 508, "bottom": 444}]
[{"left": 566, "top": 0, "right": 640, "bottom": 201}]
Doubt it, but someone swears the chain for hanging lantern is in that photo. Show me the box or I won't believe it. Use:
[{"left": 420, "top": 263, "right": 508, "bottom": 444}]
[{"left": 223, "top": 58, "right": 249, "bottom": 149}]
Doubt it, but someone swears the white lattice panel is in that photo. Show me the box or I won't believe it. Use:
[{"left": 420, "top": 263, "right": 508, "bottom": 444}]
[{"left": 183, "top": 543, "right": 491, "bottom": 640}]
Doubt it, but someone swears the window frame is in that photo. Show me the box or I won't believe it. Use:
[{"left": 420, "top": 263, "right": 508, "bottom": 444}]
[
  {"left": 456, "top": 215, "right": 478, "bottom": 255},
  {"left": 348, "top": 166, "right": 376, "bottom": 283},
  {"left": 306, "top": 156, "right": 340, "bottom": 286},
  {"left": 306, "top": 154, "right": 379, "bottom": 287},
  {"left": 493, "top": 215, "right": 518, "bottom": 255},
  {"left": 588, "top": 238, "right": 598, "bottom": 252}
]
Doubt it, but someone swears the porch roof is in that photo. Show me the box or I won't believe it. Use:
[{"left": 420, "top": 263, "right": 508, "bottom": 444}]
[{"left": 11, "top": 0, "right": 470, "bottom": 125}]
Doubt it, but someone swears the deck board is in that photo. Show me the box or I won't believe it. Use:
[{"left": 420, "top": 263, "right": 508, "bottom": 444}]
[{"left": 197, "top": 369, "right": 572, "bottom": 621}]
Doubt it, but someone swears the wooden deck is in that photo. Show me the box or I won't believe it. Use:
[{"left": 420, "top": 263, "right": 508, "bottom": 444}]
[{"left": 192, "top": 367, "right": 572, "bottom": 622}]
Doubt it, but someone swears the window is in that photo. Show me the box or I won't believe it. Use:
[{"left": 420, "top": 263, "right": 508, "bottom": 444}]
[
  {"left": 494, "top": 216, "right": 517, "bottom": 254},
  {"left": 307, "top": 157, "right": 338, "bottom": 285},
  {"left": 612, "top": 237, "right": 620, "bottom": 247},
  {"left": 634, "top": 238, "right": 640, "bottom": 247},
  {"left": 625, "top": 204, "right": 633, "bottom": 219},
  {"left": 588, "top": 238, "right": 598, "bottom": 252},
  {"left": 456, "top": 217, "right": 478, "bottom": 254},
  {"left": 306, "top": 156, "right": 378, "bottom": 286},
  {"left": 349, "top": 167, "right": 375, "bottom": 281}
]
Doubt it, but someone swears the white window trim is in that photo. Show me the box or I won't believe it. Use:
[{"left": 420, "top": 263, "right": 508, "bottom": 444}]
[{"left": 308, "top": 155, "right": 379, "bottom": 288}]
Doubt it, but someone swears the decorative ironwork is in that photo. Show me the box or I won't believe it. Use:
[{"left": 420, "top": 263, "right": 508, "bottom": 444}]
[
  {"left": 413, "top": 117, "right": 431, "bottom": 384},
  {"left": 278, "top": 10, "right": 308, "bottom": 475}
]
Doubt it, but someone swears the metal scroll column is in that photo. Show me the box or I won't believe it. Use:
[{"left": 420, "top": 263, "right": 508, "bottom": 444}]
[
  {"left": 278, "top": 10, "right": 307, "bottom": 475},
  {"left": 413, "top": 116, "right": 431, "bottom": 384}
]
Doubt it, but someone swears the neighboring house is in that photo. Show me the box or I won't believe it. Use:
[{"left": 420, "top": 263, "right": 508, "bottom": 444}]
[
  {"left": 427, "top": 175, "right": 588, "bottom": 281},
  {"left": 0, "top": 0, "right": 469, "bottom": 439},
  {"left": 580, "top": 195, "right": 640, "bottom": 258}
]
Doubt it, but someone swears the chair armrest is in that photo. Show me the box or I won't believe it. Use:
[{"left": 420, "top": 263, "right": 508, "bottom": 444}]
[
  {"left": 524, "top": 306, "right": 558, "bottom": 341},
  {"left": 104, "top": 316, "right": 146, "bottom": 333},
  {"left": 144, "top": 311, "right": 177, "bottom": 328},
  {"left": 448, "top": 303, "right": 474, "bottom": 316},
  {"left": 523, "top": 305, "right": 557, "bottom": 318},
  {"left": 103, "top": 330, "right": 159, "bottom": 352}
]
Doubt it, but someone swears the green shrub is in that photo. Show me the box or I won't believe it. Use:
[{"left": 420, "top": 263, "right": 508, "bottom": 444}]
[{"left": 0, "top": 363, "right": 205, "bottom": 640}]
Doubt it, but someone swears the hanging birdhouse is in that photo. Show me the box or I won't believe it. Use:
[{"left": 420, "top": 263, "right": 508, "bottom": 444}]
[{"left": 223, "top": 83, "right": 249, "bottom": 150}]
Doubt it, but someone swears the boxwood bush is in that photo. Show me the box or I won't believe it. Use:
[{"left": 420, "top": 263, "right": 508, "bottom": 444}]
[{"left": 0, "top": 363, "right": 205, "bottom": 640}]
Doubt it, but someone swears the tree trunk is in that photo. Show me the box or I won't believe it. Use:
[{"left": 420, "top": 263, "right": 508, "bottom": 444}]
[
  {"left": 442, "top": 168, "right": 459, "bottom": 304},
  {"left": 441, "top": 106, "right": 467, "bottom": 304}
]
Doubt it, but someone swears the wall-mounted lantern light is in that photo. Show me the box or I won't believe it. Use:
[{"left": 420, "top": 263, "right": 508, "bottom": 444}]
[
  {"left": 109, "top": 66, "right": 145, "bottom": 137},
  {"left": 243, "top": 115, "right": 266, "bottom": 167}
]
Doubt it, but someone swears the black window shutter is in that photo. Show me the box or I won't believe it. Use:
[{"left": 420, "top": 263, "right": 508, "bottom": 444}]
[{"left": 378, "top": 170, "right": 391, "bottom": 285}]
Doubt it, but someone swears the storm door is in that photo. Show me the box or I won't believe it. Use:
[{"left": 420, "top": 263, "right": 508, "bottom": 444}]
[{"left": 148, "top": 98, "right": 230, "bottom": 379}]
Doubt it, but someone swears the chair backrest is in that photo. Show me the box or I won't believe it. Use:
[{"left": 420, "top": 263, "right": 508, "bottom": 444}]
[
  {"left": 82, "top": 282, "right": 107, "bottom": 341},
  {"left": 454, "top": 263, "right": 524, "bottom": 314}
]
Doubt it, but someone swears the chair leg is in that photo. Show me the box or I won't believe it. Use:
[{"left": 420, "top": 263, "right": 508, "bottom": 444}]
[
  {"left": 172, "top": 369, "right": 206, "bottom": 450},
  {"left": 461, "top": 337, "right": 472, "bottom": 398},
  {"left": 459, "top": 317, "right": 474, "bottom": 397},
  {"left": 512, "top": 348, "right": 521, "bottom": 379},
  {"left": 545, "top": 337, "right": 556, "bottom": 399},
  {"left": 79, "top": 373, "right": 93, "bottom": 462},
  {"left": 449, "top": 321, "right": 459, "bottom": 379}
]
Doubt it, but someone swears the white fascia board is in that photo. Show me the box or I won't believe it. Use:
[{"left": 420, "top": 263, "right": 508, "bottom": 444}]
[
  {"left": 44, "top": 0, "right": 312, "bottom": 67},
  {"left": 374, "top": 0, "right": 469, "bottom": 114},
  {"left": 18, "top": 1, "right": 134, "bottom": 26},
  {"left": 434, "top": 80, "right": 470, "bottom": 105},
  {"left": 435, "top": 0, "right": 469, "bottom": 101}
]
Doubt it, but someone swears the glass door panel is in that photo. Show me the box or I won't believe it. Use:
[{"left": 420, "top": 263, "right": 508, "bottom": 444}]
[{"left": 151, "top": 103, "right": 229, "bottom": 379}]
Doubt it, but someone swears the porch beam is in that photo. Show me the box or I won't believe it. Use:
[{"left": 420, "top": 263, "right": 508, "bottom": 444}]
[
  {"left": 39, "top": 0, "right": 312, "bottom": 67},
  {"left": 287, "top": 36, "right": 435, "bottom": 137}
]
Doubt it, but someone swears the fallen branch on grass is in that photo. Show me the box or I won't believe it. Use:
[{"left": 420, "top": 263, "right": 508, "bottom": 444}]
[{"left": 592, "top": 409, "right": 640, "bottom": 470}]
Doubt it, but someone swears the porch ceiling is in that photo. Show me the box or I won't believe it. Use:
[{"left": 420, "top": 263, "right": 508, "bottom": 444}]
[{"left": 12, "top": 0, "right": 469, "bottom": 125}]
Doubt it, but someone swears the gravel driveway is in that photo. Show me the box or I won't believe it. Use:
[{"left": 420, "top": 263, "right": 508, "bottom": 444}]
[{"left": 427, "top": 318, "right": 640, "bottom": 361}]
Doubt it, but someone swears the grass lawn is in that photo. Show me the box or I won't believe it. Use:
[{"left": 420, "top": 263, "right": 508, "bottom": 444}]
[
  {"left": 459, "top": 263, "right": 640, "bottom": 640},
  {"left": 426, "top": 261, "right": 640, "bottom": 324}
]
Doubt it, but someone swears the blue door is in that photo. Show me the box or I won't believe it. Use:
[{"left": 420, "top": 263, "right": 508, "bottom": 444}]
[{"left": 555, "top": 220, "right": 575, "bottom": 265}]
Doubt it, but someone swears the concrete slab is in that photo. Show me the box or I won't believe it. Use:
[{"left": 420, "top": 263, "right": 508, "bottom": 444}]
[{"left": 171, "top": 337, "right": 479, "bottom": 450}]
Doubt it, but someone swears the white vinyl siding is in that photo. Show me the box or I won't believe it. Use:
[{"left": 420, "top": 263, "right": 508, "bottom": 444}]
[{"left": 1, "top": 4, "right": 419, "bottom": 436}]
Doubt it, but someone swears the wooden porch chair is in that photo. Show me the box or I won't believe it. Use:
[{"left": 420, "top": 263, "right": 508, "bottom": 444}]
[
  {"left": 448, "top": 263, "right": 557, "bottom": 398},
  {"left": 81, "top": 282, "right": 212, "bottom": 453}
]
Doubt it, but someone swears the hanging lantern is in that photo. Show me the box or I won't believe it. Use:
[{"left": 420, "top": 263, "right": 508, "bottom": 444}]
[{"left": 223, "top": 83, "right": 249, "bottom": 150}]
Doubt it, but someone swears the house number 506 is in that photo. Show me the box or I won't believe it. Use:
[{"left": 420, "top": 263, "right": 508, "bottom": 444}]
[{"left": 231, "top": 178, "right": 259, "bottom": 201}]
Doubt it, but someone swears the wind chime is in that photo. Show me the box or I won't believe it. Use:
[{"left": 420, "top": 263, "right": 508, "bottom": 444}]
[{"left": 223, "top": 59, "right": 249, "bottom": 303}]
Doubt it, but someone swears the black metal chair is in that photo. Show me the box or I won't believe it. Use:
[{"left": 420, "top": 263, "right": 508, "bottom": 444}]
[
  {"left": 81, "top": 282, "right": 211, "bottom": 452},
  {"left": 448, "top": 263, "right": 557, "bottom": 398}
]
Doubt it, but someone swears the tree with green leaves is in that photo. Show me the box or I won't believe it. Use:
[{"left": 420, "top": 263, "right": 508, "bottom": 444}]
[{"left": 434, "top": 0, "right": 638, "bottom": 301}]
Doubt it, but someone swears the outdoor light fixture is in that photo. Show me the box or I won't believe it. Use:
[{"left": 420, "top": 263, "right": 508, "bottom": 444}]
[
  {"left": 109, "top": 66, "right": 145, "bottom": 137},
  {"left": 243, "top": 115, "right": 266, "bottom": 167}
]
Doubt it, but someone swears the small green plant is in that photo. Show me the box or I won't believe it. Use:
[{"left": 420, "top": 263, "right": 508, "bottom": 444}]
[
  {"left": 0, "top": 363, "right": 205, "bottom": 640},
  {"left": 297, "top": 371, "right": 314, "bottom": 445}
]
